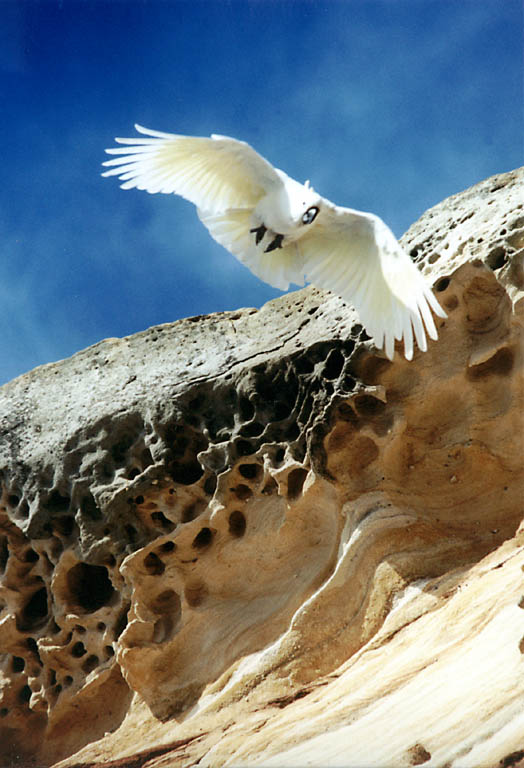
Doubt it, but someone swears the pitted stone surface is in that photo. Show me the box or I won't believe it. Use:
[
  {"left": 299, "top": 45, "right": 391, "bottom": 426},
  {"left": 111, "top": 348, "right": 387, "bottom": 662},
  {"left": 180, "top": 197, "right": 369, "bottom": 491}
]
[{"left": 0, "top": 167, "right": 523, "bottom": 767}]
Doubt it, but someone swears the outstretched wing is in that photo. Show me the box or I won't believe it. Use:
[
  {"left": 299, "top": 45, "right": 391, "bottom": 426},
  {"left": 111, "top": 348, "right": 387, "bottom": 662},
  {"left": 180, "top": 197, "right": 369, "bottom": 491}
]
[
  {"left": 197, "top": 208, "right": 305, "bottom": 291},
  {"left": 300, "top": 202, "right": 446, "bottom": 360},
  {"left": 102, "top": 125, "right": 280, "bottom": 214}
]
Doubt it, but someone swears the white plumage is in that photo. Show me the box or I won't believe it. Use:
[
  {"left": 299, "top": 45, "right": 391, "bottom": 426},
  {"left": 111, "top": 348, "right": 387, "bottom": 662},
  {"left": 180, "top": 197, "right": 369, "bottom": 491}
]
[{"left": 102, "top": 125, "right": 446, "bottom": 360}]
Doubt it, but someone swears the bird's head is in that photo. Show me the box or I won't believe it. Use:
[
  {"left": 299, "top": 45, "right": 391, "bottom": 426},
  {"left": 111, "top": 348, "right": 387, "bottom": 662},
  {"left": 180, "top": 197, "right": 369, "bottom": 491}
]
[{"left": 266, "top": 174, "right": 322, "bottom": 238}]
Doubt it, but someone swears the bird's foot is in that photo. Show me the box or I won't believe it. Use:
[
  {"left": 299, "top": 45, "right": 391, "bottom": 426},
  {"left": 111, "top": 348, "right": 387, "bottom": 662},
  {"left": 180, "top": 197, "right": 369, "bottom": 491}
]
[
  {"left": 250, "top": 223, "right": 285, "bottom": 252},
  {"left": 250, "top": 224, "right": 267, "bottom": 245},
  {"left": 264, "top": 233, "right": 284, "bottom": 252}
]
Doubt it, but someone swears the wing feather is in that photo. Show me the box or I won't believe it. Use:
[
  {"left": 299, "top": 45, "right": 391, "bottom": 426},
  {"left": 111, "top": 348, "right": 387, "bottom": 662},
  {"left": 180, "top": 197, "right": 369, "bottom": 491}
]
[
  {"left": 102, "top": 124, "right": 280, "bottom": 213},
  {"left": 300, "top": 202, "right": 446, "bottom": 360}
]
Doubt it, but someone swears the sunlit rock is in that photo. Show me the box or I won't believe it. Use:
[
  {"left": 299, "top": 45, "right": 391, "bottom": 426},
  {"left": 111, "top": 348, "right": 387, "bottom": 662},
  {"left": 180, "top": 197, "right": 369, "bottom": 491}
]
[{"left": 0, "top": 167, "right": 523, "bottom": 767}]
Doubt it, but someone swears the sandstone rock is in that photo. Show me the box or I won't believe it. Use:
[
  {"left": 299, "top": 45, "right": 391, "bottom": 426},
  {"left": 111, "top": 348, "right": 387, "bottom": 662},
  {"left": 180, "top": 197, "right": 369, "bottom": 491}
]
[{"left": 0, "top": 167, "right": 523, "bottom": 768}]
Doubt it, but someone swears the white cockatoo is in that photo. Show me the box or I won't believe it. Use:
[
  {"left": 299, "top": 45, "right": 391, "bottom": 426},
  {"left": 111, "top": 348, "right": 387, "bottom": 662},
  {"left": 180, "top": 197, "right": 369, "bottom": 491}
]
[{"left": 102, "top": 125, "right": 446, "bottom": 360}]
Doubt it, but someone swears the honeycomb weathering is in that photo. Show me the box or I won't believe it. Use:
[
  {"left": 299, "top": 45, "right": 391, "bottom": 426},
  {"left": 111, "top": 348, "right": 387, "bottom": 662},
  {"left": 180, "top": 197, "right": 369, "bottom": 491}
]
[{"left": 0, "top": 168, "right": 523, "bottom": 767}]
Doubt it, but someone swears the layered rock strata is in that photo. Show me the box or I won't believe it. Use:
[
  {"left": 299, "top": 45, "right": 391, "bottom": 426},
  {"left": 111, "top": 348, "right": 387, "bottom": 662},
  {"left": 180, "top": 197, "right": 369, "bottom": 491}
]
[{"left": 0, "top": 167, "right": 523, "bottom": 767}]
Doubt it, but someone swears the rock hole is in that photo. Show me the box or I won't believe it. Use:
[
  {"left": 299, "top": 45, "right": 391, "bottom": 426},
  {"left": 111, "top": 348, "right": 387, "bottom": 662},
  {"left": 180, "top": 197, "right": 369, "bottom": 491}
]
[
  {"left": 519, "top": 636, "right": 524, "bottom": 654},
  {"left": 17, "top": 586, "right": 48, "bottom": 631},
  {"left": 236, "top": 439, "right": 255, "bottom": 456},
  {"left": 435, "top": 277, "right": 450, "bottom": 292},
  {"left": 144, "top": 552, "right": 165, "bottom": 575},
  {"left": 354, "top": 394, "right": 386, "bottom": 417},
  {"left": 486, "top": 246, "right": 508, "bottom": 270},
  {"left": 238, "top": 463, "right": 261, "bottom": 481},
  {"left": 287, "top": 422, "right": 300, "bottom": 441},
  {"left": 240, "top": 421, "right": 265, "bottom": 438},
  {"left": 188, "top": 396, "right": 204, "bottom": 412},
  {"left": 168, "top": 432, "right": 188, "bottom": 459},
  {"left": 152, "top": 615, "right": 175, "bottom": 644},
  {"left": 0, "top": 708, "right": 8, "bottom": 718},
  {"left": 444, "top": 295, "right": 459, "bottom": 311},
  {"left": 105, "top": 645, "right": 114, "bottom": 657},
  {"left": 160, "top": 540, "right": 176, "bottom": 553},
  {"left": 48, "top": 669, "right": 57, "bottom": 686},
  {"left": 232, "top": 484, "right": 253, "bottom": 501},
  {"left": 18, "top": 685, "right": 31, "bottom": 704},
  {"left": 182, "top": 503, "right": 201, "bottom": 523},
  {"left": 467, "top": 348, "right": 514, "bottom": 380},
  {"left": 203, "top": 474, "right": 217, "bottom": 495},
  {"left": 67, "top": 563, "right": 115, "bottom": 613},
  {"left": 102, "top": 463, "right": 114, "bottom": 480},
  {"left": 45, "top": 490, "right": 70, "bottom": 513},
  {"left": 141, "top": 448, "right": 153, "bottom": 467},
  {"left": 170, "top": 461, "right": 204, "bottom": 485},
  {"left": 134, "top": 495, "right": 145, "bottom": 505},
  {"left": 428, "top": 252, "right": 440, "bottom": 264},
  {"left": 151, "top": 589, "right": 181, "bottom": 615},
  {"left": 274, "top": 401, "right": 292, "bottom": 421},
  {"left": 111, "top": 435, "right": 135, "bottom": 464},
  {"left": 0, "top": 536, "right": 8, "bottom": 572},
  {"left": 114, "top": 608, "right": 128, "bottom": 639},
  {"left": 262, "top": 477, "right": 278, "bottom": 495},
  {"left": 274, "top": 447, "right": 286, "bottom": 465},
  {"left": 407, "top": 743, "right": 432, "bottom": 765},
  {"left": 7, "top": 494, "right": 19, "bottom": 507},
  {"left": 12, "top": 656, "right": 25, "bottom": 673},
  {"left": 228, "top": 510, "right": 246, "bottom": 538},
  {"left": 71, "top": 641, "right": 87, "bottom": 658},
  {"left": 63, "top": 675, "right": 73, "bottom": 687},
  {"left": 24, "top": 549, "right": 39, "bottom": 563},
  {"left": 238, "top": 396, "right": 255, "bottom": 422},
  {"left": 295, "top": 355, "right": 314, "bottom": 374},
  {"left": 185, "top": 582, "right": 208, "bottom": 607},
  {"left": 127, "top": 467, "right": 141, "bottom": 480},
  {"left": 192, "top": 527, "right": 214, "bottom": 550},
  {"left": 17, "top": 501, "right": 28, "bottom": 518},
  {"left": 81, "top": 494, "right": 102, "bottom": 520},
  {"left": 151, "top": 511, "right": 174, "bottom": 530},
  {"left": 82, "top": 655, "right": 99, "bottom": 674},
  {"left": 125, "top": 524, "right": 137, "bottom": 543},
  {"left": 97, "top": 622, "right": 106, "bottom": 631},
  {"left": 287, "top": 468, "right": 308, "bottom": 500},
  {"left": 54, "top": 516, "right": 75, "bottom": 536},
  {"left": 323, "top": 349, "right": 345, "bottom": 379},
  {"left": 26, "top": 637, "right": 42, "bottom": 665}
]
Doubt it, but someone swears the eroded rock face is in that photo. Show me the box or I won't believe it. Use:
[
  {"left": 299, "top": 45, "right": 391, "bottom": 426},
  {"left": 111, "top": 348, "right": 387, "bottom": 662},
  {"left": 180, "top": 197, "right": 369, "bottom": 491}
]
[{"left": 0, "top": 168, "right": 523, "bottom": 767}]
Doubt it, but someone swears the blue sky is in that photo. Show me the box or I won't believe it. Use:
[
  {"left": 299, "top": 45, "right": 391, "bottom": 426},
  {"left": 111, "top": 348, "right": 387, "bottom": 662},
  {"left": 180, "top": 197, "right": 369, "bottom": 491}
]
[{"left": 1, "top": 0, "right": 522, "bottom": 386}]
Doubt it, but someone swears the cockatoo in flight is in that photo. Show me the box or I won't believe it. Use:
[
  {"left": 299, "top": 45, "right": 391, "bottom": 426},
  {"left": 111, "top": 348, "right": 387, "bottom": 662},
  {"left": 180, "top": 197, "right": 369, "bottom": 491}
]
[{"left": 102, "top": 125, "right": 446, "bottom": 360}]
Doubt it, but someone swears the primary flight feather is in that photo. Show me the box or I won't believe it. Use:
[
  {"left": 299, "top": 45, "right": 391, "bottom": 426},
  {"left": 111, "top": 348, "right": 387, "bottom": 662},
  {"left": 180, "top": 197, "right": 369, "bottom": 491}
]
[{"left": 102, "top": 125, "right": 446, "bottom": 360}]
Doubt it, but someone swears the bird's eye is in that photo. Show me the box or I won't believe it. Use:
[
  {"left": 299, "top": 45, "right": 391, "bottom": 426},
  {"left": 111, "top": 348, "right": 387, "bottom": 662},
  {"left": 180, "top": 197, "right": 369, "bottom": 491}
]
[{"left": 302, "top": 206, "right": 319, "bottom": 225}]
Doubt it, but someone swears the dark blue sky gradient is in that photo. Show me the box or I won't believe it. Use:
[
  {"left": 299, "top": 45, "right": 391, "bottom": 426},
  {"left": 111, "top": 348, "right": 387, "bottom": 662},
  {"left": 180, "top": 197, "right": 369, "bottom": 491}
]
[{"left": 1, "top": 0, "right": 522, "bottom": 385}]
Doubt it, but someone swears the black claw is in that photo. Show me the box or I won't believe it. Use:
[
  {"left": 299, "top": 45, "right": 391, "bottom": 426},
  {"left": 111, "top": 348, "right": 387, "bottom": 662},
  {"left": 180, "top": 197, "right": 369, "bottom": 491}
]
[
  {"left": 250, "top": 224, "right": 267, "bottom": 245},
  {"left": 264, "top": 233, "right": 284, "bottom": 252}
]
